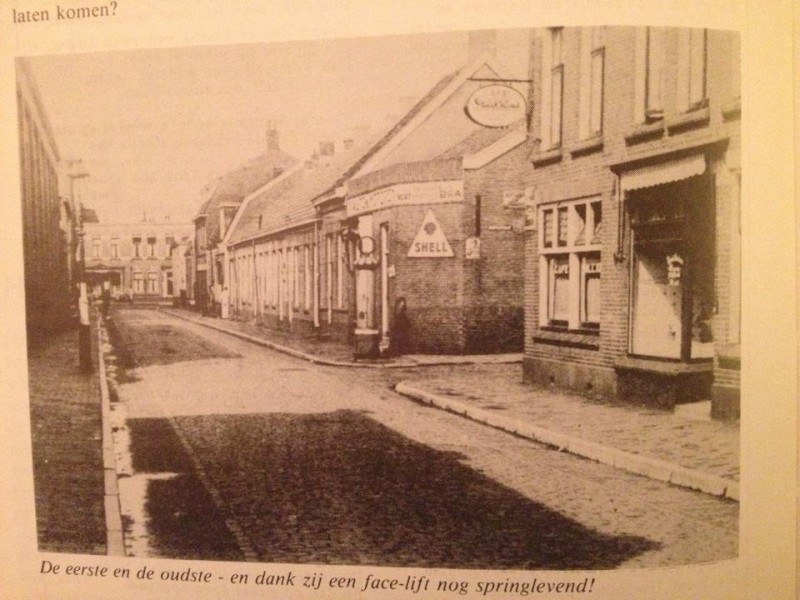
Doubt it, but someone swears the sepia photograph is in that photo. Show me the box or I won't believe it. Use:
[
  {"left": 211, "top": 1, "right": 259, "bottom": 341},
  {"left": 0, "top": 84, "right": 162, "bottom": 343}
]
[{"left": 1, "top": 1, "right": 796, "bottom": 599}]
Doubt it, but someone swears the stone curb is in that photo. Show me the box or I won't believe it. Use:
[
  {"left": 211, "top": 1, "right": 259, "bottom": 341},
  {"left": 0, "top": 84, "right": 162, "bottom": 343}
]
[
  {"left": 160, "top": 308, "right": 521, "bottom": 369},
  {"left": 394, "top": 382, "right": 740, "bottom": 502},
  {"left": 97, "top": 318, "right": 126, "bottom": 556}
]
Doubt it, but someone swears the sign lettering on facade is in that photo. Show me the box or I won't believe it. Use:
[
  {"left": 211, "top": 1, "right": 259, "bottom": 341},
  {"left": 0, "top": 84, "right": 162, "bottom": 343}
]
[
  {"left": 407, "top": 210, "right": 454, "bottom": 258},
  {"left": 465, "top": 84, "right": 527, "bottom": 128},
  {"left": 347, "top": 180, "right": 463, "bottom": 217}
]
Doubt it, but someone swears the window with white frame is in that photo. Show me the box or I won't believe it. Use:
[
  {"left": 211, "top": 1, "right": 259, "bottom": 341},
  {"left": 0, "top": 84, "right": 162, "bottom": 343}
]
[
  {"left": 133, "top": 271, "right": 143, "bottom": 293},
  {"left": 147, "top": 271, "right": 158, "bottom": 294},
  {"left": 540, "top": 27, "right": 564, "bottom": 150},
  {"left": 323, "top": 235, "right": 332, "bottom": 309},
  {"left": 634, "top": 27, "right": 665, "bottom": 123},
  {"left": 132, "top": 236, "right": 142, "bottom": 258},
  {"left": 677, "top": 28, "right": 707, "bottom": 112},
  {"left": 539, "top": 198, "right": 602, "bottom": 330},
  {"left": 336, "top": 235, "right": 344, "bottom": 309},
  {"left": 579, "top": 27, "right": 605, "bottom": 139},
  {"left": 303, "top": 245, "right": 312, "bottom": 310},
  {"left": 292, "top": 247, "right": 299, "bottom": 308},
  {"left": 147, "top": 236, "right": 157, "bottom": 258}
]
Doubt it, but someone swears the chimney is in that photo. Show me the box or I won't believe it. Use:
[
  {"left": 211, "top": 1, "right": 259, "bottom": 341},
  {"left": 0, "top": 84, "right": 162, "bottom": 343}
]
[
  {"left": 319, "top": 141, "right": 335, "bottom": 157},
  {"left": 266, "top": 120, "right": 280, "bottom": 152},
  {"left": 468, "top": 29, "right": 497, "bottom": 63}
]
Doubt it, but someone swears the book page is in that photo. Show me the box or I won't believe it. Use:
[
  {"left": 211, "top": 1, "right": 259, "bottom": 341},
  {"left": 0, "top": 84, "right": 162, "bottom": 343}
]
[{"left": 0, "top": 1, "right": 795, "bottom": 599}]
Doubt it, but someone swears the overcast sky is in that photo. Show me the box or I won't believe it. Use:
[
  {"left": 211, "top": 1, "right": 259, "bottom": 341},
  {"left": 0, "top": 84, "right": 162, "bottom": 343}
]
[{"left": 26, "top": 29, "right": 530, "bottom": 224}]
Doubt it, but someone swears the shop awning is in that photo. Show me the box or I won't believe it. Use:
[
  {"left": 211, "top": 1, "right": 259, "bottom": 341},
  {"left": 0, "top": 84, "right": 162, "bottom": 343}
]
[{"left": 622, "top": 154, "right": 706, "bottom": 192}]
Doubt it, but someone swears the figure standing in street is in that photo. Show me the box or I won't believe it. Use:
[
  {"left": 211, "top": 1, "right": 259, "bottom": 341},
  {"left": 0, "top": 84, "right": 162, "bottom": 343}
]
[{"left": 100, "top": 281, "right": 111, "bottom": 320}]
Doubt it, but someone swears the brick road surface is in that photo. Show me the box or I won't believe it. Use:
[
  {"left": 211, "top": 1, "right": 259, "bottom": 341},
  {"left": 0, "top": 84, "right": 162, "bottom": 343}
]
[
  {"left": 163, "top": 306, "right": 739, "bottom": 484},
  {"left": 108, "top": 308, "right": 738, "bottom": 568},
  {"left": 28, "top": 325, "right": 106, "bottom": 555}
]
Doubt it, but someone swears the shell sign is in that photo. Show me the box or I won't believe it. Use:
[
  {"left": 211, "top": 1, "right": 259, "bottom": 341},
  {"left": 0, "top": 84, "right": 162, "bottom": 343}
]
[
  {"left": 408, "top": 210, "right": 454, "bottom": 258},
  {"left": 465, "top": 84, "right": 527, "bottom": 128}
]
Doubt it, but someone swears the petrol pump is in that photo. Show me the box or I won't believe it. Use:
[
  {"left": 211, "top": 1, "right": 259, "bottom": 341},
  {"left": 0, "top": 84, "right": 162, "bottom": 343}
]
[{"left": 341, "top": 216, "right": 381, "bottom": 358}]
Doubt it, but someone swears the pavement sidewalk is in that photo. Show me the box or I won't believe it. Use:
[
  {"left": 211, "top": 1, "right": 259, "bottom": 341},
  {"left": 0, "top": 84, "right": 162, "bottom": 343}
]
[
  {"left": 161, "top": 307, "right": 520, "bottom": 368},
  {"left": 395, "top": 370, "right": 739, "bottom": 501},
  {"left": 160, "top": 306, "right": 740, "bottom": 501},
  {"left": 27, "top": 322, "right": 108, "bottom": 554}
]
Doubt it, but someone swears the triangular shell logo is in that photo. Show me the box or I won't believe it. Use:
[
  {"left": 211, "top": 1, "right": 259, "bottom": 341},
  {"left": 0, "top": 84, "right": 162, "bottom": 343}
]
[{"left": 408, "top": 210, "right": 454, "bottom": 257}]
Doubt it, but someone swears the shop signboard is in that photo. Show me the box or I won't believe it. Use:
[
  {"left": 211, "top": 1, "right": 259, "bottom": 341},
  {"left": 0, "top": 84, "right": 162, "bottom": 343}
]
[
  {"left": 465, "top": 84, "right": 527, "bottom": 128},
  {"left": 346, "top": 180, "right": 463, "bottom": 217}
]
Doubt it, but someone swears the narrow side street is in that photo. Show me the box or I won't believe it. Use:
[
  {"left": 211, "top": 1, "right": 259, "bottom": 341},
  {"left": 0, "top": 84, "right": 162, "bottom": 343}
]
[{"left": 103, "top": 307, "right": 738, "bottom": 569}]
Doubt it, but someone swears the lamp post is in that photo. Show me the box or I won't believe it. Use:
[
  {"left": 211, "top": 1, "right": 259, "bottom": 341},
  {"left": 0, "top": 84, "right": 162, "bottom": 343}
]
[{"left": 68, "top": 163, "right": 91, "bottom": 373}]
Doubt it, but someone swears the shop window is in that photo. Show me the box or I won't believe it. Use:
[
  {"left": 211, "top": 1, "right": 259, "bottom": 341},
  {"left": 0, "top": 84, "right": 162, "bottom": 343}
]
[
  {"left": 579, "top": 27, "right": 605, "bottom": 139},
  {"left": 147, "top": 272, "right": 158, "bottom": 294},
  {"left": 133, "top": 271, "right": 143, "bottom": 293},
  {"left": 539, "top": 198, "right": 602, "bottom": 331},
  {"left": 628, "top": 178, "right": 714, "bottom": 360}
]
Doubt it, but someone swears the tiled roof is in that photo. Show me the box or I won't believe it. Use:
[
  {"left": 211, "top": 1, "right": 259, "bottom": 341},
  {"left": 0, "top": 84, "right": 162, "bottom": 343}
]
[
  {"left": 204, "top": 148, "right": 298, "bottom": 245},
  {"left": 226, "top": 68, "right": 465, "bottom": 247},
  {"left": 435, "top": 118, "right": 527, "bottom": 159},
  {"left": 228, "top": 136, "right": 384, "bottom": 246}
]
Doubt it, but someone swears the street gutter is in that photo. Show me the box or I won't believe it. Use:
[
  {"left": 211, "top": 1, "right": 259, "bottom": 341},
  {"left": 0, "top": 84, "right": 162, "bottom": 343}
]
[{"left": 97, "top": 318, "right": 125, "bottom": 556}]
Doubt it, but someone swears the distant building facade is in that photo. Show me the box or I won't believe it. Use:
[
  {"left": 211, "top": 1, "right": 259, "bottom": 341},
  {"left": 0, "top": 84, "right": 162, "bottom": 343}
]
[
  {"left": 83, "top": 221, "right": 192, "bottom": 300},
  {"left": 16, "top": 58, "right": 74, "bottom": 343},
  {"left": 523, "top": 27, "right": 741, "bottom": 418}
]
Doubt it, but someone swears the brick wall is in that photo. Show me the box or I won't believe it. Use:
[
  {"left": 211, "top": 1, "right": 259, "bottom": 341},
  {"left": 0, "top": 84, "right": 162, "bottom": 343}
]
[{"left": 523, "top": 26, "right": 741, "bottom": 409}]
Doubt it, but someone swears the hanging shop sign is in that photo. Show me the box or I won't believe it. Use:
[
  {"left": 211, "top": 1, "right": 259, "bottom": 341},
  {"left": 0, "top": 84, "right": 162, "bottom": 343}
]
[
  {"left": 465, "top": 84, "right": 527, "bottom": 128},
  {"left": 408, "top": 210, "right": 454, "bottom": 258},
  {"left": 347, "top": 180, "right": 463, "bottom": 217}
]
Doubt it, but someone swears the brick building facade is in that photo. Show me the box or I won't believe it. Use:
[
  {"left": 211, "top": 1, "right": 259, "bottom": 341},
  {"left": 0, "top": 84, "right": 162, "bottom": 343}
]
[
  {"left": 83, "top": 221, "right": 192, "bottom": 299},
  {"left": 522, "top": 27, "right": 741, "bottom": 418},
  {"left": 224, "top": 54, "right": 530, "bottom": 356},
  {"left": 16, "top": 58, "right": 74, "bottom": 344}
]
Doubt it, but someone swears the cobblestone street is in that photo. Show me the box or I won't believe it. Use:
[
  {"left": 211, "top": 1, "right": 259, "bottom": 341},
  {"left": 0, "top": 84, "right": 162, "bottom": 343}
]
[{"left": 105, "top": 307, "right": 738, "bottom": 569}]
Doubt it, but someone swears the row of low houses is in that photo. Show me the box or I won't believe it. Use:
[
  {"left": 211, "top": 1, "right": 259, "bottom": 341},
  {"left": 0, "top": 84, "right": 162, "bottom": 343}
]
[{"left": 185, "top": 27, "right": 740, "bottom": 419}]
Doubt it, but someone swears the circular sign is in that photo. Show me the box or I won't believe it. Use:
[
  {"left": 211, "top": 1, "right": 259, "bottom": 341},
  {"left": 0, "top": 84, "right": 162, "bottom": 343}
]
[
  {"left": 465, "top": 84, "right": 527, "bottom": 128},
  {"left": 358, "top": 236, "right": 376, "bottom": 255}
]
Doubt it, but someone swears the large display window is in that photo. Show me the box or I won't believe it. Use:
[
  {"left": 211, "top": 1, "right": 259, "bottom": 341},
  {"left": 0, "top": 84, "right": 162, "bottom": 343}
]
[{"left": 628, "top": 175, "right": 714, "bottom": 361}]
